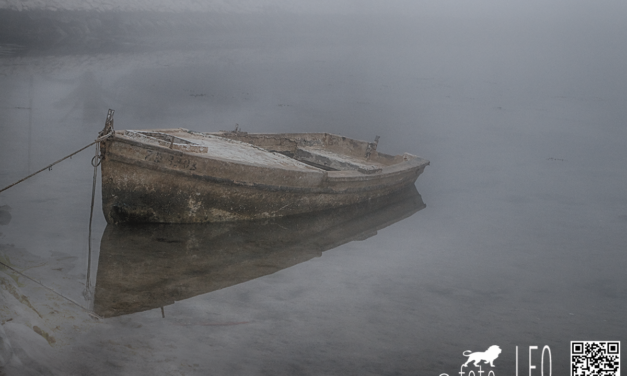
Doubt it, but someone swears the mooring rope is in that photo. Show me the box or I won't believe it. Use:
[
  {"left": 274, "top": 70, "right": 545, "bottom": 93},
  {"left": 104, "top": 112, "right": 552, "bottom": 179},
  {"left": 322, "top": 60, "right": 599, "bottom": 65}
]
[
  {"left": 0, "top": 130, "right": 113, "bottom": 194},
  {"left": 83, "top": 142, "right": 102, "bottom": 302},
  {"left": 0, "top": 110, "right": 115, "bottom": 319}
]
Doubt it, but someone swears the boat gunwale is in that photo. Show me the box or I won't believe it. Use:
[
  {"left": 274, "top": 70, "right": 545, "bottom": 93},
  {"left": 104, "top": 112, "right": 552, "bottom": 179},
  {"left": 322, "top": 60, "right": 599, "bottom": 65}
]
[
  {"left": 112, "top": 129, "right": 324, "bottom": 173},
  {"left": 202, "top": 130, "right": 430, "bottom": 175},
  {"left": 107, "top": 130, "right": 429, "bottom": 183}
]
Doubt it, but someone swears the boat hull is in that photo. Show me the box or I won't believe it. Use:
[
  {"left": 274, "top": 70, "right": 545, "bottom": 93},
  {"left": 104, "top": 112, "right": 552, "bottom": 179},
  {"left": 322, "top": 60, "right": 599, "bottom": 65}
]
[{"left": 100, "top": 131, "right": 428, "bottom": 224}]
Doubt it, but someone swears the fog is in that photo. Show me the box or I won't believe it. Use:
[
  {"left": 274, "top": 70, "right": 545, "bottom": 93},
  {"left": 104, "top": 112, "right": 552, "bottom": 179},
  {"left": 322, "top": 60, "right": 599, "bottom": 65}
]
[{"left": 1, "top": 1, "right": 626, "bottom": 375}]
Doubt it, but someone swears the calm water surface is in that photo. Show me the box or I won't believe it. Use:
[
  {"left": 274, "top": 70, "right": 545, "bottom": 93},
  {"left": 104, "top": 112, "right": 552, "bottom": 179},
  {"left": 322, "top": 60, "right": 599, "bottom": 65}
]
[{"left": 1, "top": 14, "right": 626, "bottom": 376}]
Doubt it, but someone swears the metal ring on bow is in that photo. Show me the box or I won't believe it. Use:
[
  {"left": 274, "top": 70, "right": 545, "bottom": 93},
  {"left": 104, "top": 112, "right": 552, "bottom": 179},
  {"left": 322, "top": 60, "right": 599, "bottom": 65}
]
[{"left": 91, "top": 155, "right": 102, "bottom": 167}]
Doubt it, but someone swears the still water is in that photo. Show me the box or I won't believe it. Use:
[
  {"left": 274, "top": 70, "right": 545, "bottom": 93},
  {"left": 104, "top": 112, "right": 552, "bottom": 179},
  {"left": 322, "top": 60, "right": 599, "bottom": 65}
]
[{"left": 1, "top": 13, "right": 626, "bottom": 376}]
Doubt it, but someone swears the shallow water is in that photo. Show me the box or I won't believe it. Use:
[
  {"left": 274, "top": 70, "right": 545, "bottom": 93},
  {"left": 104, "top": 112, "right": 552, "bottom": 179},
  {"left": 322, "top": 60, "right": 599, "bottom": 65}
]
[{"left": 1, "top": 12, "right": 626, "bottom": 376}]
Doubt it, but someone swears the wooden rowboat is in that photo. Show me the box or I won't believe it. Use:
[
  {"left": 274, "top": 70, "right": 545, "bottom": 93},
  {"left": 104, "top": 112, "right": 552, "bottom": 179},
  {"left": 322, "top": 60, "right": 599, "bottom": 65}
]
[{"left": 98, "top": 111, "right": 429, "bottom": 224}]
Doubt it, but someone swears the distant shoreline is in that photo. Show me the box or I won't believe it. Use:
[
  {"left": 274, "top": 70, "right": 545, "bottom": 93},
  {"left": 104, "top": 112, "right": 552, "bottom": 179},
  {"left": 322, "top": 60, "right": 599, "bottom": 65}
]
[
  {"left": 0, "top": 9, "right": 330, "bottom": 52},
  {"left": 0, "top": 10, "right": 420, "bottom": 56},
  {"left": 0, "top": 9, "right": 262, "bottom": 49}
]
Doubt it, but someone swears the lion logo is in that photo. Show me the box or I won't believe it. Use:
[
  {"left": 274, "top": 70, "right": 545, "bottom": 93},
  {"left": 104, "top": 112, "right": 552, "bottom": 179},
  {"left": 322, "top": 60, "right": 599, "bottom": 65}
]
[{"left": 461, "top": 345, "right": 502, "bottom": 367}]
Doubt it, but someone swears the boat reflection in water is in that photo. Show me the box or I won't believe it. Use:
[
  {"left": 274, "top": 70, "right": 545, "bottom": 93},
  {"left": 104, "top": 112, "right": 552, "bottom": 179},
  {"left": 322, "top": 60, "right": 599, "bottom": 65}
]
[{"left": 94, "top": 185, "right": 425, "bottom": 318}]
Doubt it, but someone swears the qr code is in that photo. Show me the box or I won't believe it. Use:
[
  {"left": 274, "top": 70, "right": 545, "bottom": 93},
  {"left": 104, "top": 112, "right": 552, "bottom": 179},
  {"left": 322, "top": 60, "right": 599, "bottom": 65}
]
[{"left": 572, "top": 341, "right": 620, "bottom": 376}]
